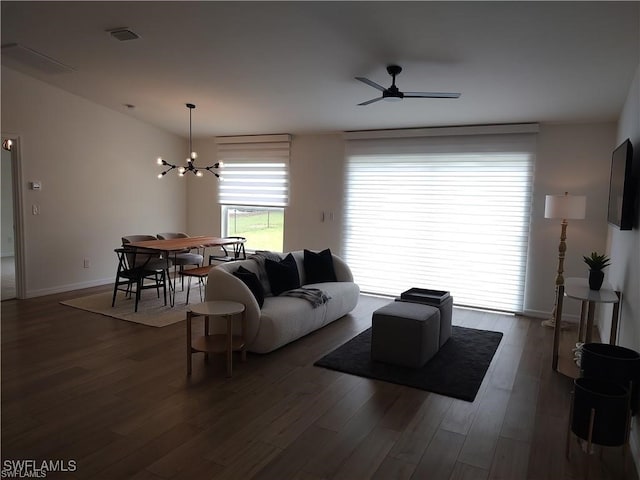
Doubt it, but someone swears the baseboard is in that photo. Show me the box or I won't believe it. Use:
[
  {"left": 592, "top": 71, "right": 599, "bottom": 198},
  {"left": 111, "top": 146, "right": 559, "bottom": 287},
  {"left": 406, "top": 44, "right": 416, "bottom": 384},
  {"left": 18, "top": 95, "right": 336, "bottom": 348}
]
[
  {"left": 24, "top": 278, "right": 112, "bottom": 298},
  {"left": 523, "top": 308, "right": 580, "bottom": 323}
]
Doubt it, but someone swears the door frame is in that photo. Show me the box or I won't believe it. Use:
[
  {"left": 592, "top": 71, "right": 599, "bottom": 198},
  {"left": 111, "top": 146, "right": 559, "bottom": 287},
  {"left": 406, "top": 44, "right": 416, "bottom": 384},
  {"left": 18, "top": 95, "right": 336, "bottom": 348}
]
[{"left": 2, "top": 133, "right": 26, "bottom": 299}]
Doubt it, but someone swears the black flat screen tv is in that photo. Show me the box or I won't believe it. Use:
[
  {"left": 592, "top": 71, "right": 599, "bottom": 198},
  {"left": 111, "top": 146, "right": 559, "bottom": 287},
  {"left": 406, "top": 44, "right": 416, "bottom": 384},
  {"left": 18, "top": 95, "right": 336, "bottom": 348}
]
[{"left": 607, "top": 139, "right": 635, "bottom": 230}]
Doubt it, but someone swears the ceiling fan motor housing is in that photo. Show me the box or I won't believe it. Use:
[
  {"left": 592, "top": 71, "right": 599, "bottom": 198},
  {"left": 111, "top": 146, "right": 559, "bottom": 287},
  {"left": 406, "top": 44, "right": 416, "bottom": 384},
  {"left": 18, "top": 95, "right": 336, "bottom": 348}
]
[
  {"left": 387, "top": 65, "right": 402, "bottom": 76},
  {"left": 383, "top": 86, "right": 403, "bottom": 100}
]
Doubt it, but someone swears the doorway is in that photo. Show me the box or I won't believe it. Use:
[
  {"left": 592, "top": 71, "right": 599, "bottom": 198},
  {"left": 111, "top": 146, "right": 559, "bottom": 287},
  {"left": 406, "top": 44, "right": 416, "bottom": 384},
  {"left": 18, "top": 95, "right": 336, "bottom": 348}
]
[{"left": 1, "top": 136, "right": 24, "bottom": 300}]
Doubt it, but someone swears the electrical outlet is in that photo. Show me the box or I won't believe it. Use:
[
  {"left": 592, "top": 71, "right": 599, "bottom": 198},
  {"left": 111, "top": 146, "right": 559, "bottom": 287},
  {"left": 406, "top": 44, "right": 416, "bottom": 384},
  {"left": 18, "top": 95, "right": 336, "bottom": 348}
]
[
  {"left": 83, "top": 258, "right": 90, "bottom": 268},
  {"left": 32, "top": 204, "right": 40, "bottom": 215}
]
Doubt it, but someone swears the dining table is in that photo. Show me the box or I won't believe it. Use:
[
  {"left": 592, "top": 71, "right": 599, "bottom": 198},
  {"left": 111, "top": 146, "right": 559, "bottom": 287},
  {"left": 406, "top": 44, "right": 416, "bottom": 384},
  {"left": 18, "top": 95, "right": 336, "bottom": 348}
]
[{"left": 127, "top": 236, "right": 247, "bottom": 306}]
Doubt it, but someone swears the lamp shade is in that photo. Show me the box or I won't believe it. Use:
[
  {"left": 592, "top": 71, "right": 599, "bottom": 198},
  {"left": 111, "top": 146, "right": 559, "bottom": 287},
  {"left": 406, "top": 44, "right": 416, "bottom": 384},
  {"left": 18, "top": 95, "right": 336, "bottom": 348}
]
[{"left": 544, "top": 193, "right": 586, "bottom": 220}]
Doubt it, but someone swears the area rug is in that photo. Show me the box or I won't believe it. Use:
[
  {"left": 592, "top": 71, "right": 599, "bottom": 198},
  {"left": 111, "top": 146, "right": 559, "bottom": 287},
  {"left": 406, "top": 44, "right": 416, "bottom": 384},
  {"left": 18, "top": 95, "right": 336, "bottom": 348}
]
[
  {"left": 60, "top": 287, "right": 199, "bottom": 327},
  {"left": 314, "top": 326, "right": 503, "bottom": 402}
]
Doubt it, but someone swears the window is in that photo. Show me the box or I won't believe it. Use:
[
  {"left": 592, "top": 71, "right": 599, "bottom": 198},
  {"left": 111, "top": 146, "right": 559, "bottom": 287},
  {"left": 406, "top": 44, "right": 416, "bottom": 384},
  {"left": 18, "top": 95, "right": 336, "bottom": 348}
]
[
  {"left": 222, "top": 205, "right": 284, "bottom": 252},
  {"left": 217, "top": 134, "right": 290, "bottom": 252},
  {"left": 344, "top": 125, "right": 537, "bottom": 313}
]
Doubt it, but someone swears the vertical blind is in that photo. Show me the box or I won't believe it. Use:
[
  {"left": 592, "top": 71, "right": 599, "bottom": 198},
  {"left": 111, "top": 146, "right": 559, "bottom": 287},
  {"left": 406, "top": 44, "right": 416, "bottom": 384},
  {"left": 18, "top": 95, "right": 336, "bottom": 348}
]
[
  {"left": 344, "top": 126, "right": 537, "bottom": 313},
  {"left": 216, "top": 134, "right": 291, "bottom": 207}
]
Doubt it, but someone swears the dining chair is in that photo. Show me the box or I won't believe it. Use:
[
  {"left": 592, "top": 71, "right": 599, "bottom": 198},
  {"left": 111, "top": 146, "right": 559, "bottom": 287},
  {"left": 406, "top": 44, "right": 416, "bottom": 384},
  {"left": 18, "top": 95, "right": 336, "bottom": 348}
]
[
  {"left": 112, "top": 247, "right": 169, "bottom": 312},
  {"left": 156, "top": 232, "right": 204, "bottom": 290},
  {"left": 208, "top": 236, "right": 247, "bottom": 265},
  {"left": 121, "top": 234, "right": 173, "bottom": 297}
]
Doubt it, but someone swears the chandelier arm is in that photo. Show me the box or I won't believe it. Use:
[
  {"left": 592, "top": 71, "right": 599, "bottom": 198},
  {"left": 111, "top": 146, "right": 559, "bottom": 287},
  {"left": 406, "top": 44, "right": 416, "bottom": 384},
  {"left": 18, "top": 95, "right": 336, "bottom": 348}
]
[{"left": 156, "top": 103, "right": 221, "bottom": 179}]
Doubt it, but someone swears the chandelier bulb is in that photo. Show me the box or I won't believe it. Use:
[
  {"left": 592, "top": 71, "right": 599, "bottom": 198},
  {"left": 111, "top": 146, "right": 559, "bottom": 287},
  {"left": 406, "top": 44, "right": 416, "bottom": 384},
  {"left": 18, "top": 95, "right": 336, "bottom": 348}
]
[{"left": 155, "top": 103, "right": 221, "bottom": 179}]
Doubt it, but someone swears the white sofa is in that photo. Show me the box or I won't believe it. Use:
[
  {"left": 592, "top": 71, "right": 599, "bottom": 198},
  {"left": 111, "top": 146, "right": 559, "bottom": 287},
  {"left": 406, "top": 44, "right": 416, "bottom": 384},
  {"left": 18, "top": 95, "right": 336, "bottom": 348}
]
[{"left": 205, "top": 250, "right": 360, "bottom": 353}]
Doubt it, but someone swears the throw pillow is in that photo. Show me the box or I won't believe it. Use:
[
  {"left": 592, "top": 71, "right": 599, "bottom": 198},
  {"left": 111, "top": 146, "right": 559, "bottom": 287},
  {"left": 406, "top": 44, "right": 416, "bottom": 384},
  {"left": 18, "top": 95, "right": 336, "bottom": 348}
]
[
  {"left": 304, "top": 248, "right": 337, "bottom": 284},
  {"left": 265, "top": 253, "right": 300, "bottom": 296},
  {"left": 233, "top": 266, "right": 264, "bottom": 308}
]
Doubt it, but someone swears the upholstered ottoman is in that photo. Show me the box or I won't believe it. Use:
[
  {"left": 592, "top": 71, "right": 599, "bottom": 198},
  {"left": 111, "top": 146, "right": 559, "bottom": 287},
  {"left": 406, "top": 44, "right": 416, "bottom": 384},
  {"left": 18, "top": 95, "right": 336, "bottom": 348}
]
[
  {"left": 397, "top": 291, "right": 453, "bottom": 348},
  {"left": 371, "top": 301, "right": 441, "bottom": 368}
]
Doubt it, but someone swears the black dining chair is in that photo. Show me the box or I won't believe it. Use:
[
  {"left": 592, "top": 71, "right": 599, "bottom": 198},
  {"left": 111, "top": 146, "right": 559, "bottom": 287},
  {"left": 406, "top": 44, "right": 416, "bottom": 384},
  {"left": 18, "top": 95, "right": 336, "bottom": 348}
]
[
  {"left": 208, "top": 236, "right": 247, "bottom": 265},
  {"left": 156, "top": 232, "right": 204, "bottom": 290},
  {"left": 112, "top": 247, "right": 169, "bottom": 312}
]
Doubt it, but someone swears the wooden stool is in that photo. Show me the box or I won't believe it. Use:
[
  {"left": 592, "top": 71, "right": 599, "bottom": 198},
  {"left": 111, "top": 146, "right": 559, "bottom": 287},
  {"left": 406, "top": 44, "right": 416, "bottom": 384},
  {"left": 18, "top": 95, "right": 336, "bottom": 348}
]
[
  {"left": 186, "top": 301, "right": 246, "bottom": 377},
  {"left": 180, "top": 266, "right": 212, "bottom": 304}
]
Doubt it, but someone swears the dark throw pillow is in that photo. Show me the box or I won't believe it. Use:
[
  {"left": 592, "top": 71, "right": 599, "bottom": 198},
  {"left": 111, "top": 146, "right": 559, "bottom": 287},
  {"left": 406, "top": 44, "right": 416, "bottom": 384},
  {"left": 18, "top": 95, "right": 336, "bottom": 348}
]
[
  {"left": 265, "top": 253, "right": 300, "bottom": 296},
  {"left": 233, "top": 266, "right": 264, "bottom": 308},
  {"left": 304, "top": 248, "right": 337, "bottom": 284}
]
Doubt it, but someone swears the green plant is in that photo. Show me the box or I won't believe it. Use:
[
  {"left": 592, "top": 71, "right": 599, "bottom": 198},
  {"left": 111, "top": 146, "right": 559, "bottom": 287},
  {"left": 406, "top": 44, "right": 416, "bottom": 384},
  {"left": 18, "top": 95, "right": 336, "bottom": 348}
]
[{"left": 583, "top": 252, "right": 611, "bottom": 271}]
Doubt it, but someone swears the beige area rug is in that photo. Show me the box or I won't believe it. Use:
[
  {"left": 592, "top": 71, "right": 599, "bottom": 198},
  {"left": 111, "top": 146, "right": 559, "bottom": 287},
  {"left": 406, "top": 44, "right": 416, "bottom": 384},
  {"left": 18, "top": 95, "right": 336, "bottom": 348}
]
[{"left": 60, "top": 285, "right": 204, "bottom": 327}]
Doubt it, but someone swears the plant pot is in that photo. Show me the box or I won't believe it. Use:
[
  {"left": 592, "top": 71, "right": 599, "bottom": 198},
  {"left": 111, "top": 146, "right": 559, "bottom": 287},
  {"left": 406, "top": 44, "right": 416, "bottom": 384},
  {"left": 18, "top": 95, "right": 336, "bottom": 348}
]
[
  {"left": 581, "top": 343, "right": 640, "bottom": 415},
  {"left": 588, "top": 269, "right": 604, "bottom": 290},
  {"left": 571, "top": 377, "right": 630, "bottom": 447}
]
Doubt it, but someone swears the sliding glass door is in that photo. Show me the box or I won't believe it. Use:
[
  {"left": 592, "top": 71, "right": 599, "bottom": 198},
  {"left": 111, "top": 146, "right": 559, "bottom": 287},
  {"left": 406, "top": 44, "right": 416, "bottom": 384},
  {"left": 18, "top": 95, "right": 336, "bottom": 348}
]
[{"left": 343, "top": 130, "right": 535, "bottom": 313}]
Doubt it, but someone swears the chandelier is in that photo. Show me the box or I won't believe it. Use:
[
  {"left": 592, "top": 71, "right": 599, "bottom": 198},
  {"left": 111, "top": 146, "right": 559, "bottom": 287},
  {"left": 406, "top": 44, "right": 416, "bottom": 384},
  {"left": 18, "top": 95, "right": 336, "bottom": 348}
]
[{"left": 157, "top": 103, "right": 221, "bottom": 178}]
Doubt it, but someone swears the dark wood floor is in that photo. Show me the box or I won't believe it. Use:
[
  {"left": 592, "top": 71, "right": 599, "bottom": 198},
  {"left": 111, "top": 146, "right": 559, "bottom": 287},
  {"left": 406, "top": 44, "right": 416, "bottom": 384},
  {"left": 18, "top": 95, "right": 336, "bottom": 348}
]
[{"left": 2, "top": 286, "right": 638, "bottom": 480}]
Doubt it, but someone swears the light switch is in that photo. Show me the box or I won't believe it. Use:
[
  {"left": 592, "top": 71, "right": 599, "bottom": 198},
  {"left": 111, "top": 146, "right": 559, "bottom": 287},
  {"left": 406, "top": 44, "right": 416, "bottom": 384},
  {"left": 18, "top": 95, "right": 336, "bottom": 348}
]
[{"left": 30, "top": 181, "right": 42, "bottom": 190}]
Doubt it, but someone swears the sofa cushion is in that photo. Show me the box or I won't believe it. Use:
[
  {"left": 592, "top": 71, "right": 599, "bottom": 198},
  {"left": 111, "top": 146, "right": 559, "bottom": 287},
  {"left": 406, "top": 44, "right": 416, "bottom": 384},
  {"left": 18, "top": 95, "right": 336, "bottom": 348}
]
[
  {"left": 304, "top": 248, "right": 337, "bottom": 284},
  {"left": 233, "top": 266, "right": 264, "bottom": 308},
  {"left": 265, "top": 253, "right": 301, "bottom": 296}
]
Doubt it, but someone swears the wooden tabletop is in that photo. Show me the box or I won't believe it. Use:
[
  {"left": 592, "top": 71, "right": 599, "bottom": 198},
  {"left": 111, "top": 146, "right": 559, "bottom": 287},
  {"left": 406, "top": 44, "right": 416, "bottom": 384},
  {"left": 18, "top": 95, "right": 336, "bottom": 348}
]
[
  {"left": 189, "top": 300, "right": 245, "bottom": 316},
  {"left": 127, "top": 236, "right": 245, "bottom": 253}
]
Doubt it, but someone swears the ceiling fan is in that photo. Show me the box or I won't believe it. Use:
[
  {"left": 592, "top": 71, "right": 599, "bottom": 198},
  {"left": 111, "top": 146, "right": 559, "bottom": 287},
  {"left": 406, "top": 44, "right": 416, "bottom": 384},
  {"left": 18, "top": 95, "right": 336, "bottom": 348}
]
[{"left": 355, "top": 65, "right": 461, "bottom": 106}]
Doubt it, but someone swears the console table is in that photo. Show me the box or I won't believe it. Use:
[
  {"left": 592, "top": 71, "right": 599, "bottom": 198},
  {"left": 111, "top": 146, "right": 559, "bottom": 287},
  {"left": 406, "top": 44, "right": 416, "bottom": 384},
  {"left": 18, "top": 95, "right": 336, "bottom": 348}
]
[{"left": 552, "top": 277, "right": 621, "bottom": 378}]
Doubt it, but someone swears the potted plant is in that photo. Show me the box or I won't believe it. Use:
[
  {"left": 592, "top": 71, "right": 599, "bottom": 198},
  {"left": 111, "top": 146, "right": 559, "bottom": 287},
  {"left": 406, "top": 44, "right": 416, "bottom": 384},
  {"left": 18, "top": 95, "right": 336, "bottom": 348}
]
[{"left": 583, "top": 252, "right": 611, "bottom": 290}]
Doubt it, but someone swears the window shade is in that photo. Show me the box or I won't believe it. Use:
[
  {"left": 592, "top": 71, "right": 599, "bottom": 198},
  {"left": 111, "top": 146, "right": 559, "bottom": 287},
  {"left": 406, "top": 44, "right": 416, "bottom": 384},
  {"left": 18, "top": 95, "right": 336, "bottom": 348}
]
[
  {"left": 344, "top": 128, "right": 536, "bottom": 313},
  {"left": 217, "top": 134, "right": 291, "bottom": 207}
]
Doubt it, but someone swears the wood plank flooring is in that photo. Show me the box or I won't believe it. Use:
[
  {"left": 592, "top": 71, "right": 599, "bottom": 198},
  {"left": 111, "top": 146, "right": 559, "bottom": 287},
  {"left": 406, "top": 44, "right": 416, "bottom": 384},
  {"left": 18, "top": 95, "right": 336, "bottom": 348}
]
[{"left": 2, "top": 287, "right": 638, "bottom": 479}]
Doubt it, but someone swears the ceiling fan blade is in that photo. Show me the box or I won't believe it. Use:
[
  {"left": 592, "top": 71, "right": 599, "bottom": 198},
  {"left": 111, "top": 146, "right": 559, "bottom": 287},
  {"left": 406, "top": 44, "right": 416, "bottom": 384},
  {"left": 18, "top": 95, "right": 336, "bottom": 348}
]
[
  {"left": 404, "top": 92, "right": 461, "bottom": 99},
  {"left": 355, "top": 77, "right": 386, "bottom": 92},
  {"left": 358, "top": 97, "right": 383, "bottom": 106}
]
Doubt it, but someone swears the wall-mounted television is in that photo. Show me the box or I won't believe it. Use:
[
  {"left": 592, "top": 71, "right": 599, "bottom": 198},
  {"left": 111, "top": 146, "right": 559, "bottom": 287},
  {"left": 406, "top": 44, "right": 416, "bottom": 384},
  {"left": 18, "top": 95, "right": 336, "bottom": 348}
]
[{"left": 607, "top": 138, "right": 635, "bottom": 230}]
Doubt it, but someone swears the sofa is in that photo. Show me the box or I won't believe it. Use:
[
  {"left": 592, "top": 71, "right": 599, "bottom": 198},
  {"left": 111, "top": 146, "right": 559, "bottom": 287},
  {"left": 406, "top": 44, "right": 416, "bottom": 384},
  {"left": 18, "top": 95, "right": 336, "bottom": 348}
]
[{"left": 205, "top": 249, "right": 360, "bottom": 353}]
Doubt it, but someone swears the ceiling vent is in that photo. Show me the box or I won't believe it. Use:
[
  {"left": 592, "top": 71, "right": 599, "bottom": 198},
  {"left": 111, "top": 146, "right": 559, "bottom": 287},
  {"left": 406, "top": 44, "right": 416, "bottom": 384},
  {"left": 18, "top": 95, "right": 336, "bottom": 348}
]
[
  {"left": 107, "top": 28, "right": 140, "bottom": 42},
  {"left": 1, "top": 43, "right": 75, "bottom": 74}
]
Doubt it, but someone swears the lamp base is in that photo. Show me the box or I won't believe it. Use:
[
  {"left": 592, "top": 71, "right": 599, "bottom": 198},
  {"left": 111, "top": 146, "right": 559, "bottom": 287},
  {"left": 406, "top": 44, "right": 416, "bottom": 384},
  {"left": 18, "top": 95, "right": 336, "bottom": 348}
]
[{"left": 541, "top": 318, "right": 572, "bottom": 330}]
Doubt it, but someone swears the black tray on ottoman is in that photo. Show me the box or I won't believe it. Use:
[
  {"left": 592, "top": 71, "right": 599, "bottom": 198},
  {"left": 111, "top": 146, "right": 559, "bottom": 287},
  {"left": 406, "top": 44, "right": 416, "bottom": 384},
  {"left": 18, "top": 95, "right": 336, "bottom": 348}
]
[{"left": 398, "top": 288, "right": 450, "bottom": 306}]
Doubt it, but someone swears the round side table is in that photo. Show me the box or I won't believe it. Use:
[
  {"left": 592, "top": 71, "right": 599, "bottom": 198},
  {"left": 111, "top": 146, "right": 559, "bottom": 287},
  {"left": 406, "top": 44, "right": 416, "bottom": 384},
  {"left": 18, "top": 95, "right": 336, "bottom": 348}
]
[{"left": 186, "top": 300, "right": 246, "bottom": 377}]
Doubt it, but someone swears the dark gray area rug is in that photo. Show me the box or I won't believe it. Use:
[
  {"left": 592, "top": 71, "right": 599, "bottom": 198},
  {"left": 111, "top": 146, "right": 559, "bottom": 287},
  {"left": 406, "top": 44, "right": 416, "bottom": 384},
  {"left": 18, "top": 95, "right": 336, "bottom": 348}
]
[{"left": 314, "top": 326, "right": 503, "bottom": 402}]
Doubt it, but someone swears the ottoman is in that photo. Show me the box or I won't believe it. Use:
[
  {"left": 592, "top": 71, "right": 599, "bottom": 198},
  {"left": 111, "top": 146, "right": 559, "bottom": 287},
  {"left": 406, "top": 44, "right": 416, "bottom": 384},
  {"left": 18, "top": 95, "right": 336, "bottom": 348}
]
[{"left": 371, "top": 301, "right": 441, "bottom": 368}]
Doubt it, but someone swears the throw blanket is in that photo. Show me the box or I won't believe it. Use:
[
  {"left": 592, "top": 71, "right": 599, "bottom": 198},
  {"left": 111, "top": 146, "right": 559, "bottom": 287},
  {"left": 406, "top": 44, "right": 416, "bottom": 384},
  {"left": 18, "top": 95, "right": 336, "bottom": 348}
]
[
  {"left": 283, "top": 287, "right": 331, "bottom": 308},
  {"left": 248, "top": 250, "right": 283, "bottom": 295}
]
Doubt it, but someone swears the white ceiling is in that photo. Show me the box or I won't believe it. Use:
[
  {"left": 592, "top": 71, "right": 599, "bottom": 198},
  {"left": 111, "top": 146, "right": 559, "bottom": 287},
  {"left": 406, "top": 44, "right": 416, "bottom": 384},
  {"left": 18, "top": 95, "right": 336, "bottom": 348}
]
[{"left": 2, "top": 1, "right": 638, "bottom": 138}]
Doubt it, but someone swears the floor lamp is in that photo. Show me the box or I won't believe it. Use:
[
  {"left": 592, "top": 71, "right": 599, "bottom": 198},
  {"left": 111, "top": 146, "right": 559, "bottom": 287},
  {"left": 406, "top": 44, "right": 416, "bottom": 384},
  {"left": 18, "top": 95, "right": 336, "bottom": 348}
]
[{"left": 542, "top": 192, "right": 586, "bottom": 328}]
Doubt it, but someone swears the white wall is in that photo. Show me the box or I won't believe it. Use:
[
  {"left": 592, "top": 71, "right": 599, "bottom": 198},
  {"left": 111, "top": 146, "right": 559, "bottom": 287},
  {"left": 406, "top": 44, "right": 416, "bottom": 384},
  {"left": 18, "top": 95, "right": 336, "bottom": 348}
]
[
  {"left": 525, "top": 123, "right": 617, "bottom": 318},
  {"left": 285, "top": 134, "right": 346, "bottom": 253},
  {"left": 605, "top": 62, "right": 640, "bottom": 466},
  {"left": 1, "top": 67, "right": 187, "bottom": 297}
]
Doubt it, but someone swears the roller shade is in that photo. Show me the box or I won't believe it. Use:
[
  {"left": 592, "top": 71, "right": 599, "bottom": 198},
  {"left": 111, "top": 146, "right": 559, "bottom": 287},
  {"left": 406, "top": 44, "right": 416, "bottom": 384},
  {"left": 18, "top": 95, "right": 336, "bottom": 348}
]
[
  {"left": 217, "top": 134, "right": 291, "bottom": 207},
  {"left": 344, "top": 126, "right": 537, "bottom": 313}
]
